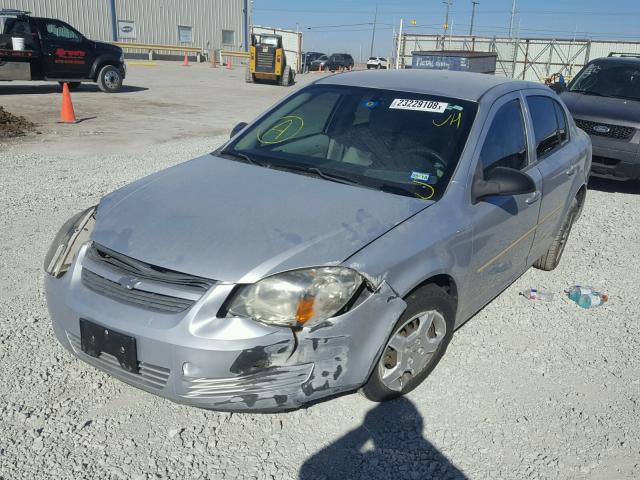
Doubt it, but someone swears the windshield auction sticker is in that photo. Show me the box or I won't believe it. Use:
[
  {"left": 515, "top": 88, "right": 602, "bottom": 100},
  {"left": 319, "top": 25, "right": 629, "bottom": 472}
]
[{"left": 389, "top": 99, "right": 448, "bottom": 113}]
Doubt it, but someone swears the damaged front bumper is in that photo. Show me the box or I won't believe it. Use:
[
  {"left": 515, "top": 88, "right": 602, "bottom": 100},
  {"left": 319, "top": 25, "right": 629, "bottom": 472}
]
[{"left": 46, "top": 245, "right": 406, "bottom": 411}]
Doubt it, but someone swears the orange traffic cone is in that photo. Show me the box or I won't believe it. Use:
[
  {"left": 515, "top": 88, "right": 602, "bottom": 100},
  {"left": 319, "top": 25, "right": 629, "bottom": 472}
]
[
  {"left": 182, "top": 52, "right": 190, "bottom": 67},
  {"left": 59, "top": 82, "right": 77, "bottom": 124},
  {"left": 226, "top": 57, "right": 232, "bottom": 70}
]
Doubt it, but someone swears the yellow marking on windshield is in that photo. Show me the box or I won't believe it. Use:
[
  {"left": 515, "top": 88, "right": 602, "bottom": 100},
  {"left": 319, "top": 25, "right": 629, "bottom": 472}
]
[
  {"left": 258, "top": 115, "right": 305, "bottom": 144},
  {"left": 412, "top": 181, "right": 435, "bottom": 200},
  {"left": 432, "top": 112, "right": 462, "bottom": 128}
]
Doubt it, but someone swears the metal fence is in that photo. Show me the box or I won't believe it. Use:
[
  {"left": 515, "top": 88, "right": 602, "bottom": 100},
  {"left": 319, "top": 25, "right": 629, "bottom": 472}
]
[{"left": 398, "top": 34, "right": 640, "bottom": 82}]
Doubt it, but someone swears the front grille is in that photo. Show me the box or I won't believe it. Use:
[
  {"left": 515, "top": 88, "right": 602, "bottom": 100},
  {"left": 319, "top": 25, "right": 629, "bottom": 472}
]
[
  {"left": 81, "top": 243, "right": 215, "bottom": 313},
  {"left": 182, "top": 364, "right": 313, "bottom": 400},
  {"left": 255, "top": 50, "right": 275, "bottom": 73},
  {"left": 67, "top": 332, "right": 170, "bottom": 390},
  {"left": 82, "top": 269, "right": 194, "bottom": 313},
  {"left": 86, "top": 243, "right": 215, "bottom": 291},
  {"left": 574, "top": 119, "right": 635, "bottom": 140}
]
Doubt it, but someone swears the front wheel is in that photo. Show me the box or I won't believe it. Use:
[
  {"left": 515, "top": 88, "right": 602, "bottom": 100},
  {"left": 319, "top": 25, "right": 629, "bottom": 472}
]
[
  {"left": 361, "top": 284, "right": 455, "bottom": 402},
  {"left": 97, "top": 65, "right": 123, "bottom": 93}
]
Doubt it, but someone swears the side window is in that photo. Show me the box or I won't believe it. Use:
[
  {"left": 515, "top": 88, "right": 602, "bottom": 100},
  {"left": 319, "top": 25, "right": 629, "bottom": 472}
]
[
  {"left": 9, "top": 20, "right": 32, "bottom": 35},
  {"left": 553, "top": 100, "right": 568, "bottom": 144},
  {"left": 479, "top": 99, "right": 528, "bottom": 176},
  {"left": 43, "top": 21, "right": 81, "bottom": 42},
  {"left": 527, "top": 96, "right": 561, "bottom": 157}
]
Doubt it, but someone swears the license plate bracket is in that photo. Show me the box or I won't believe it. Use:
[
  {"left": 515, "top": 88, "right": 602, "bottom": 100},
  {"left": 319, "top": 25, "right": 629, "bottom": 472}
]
[{"left": 80, "top": 319, "right": 139, "bottom": 373}]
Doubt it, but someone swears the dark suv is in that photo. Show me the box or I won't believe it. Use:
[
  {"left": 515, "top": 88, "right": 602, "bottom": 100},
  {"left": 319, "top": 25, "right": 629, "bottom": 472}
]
[
  {"left": 326, "top": 53, "right": 354, "bottom": 72},
  {"left": 559, "top": 54, "right": 640, "bottom": 181}
]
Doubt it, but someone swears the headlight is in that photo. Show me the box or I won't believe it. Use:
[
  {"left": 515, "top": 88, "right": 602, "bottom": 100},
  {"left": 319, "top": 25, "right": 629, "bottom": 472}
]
[
  {"left": 44, "top": 206, "right": 96, "bottom": 278},
  {"left": 227, "top": 267, "right": 364, "bottom": 327}
]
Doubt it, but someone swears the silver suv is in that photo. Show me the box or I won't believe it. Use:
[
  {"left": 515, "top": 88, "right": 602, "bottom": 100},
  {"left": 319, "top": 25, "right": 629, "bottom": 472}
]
[{"left": 45, "top": 70, "right": 591, "bottom": 411}]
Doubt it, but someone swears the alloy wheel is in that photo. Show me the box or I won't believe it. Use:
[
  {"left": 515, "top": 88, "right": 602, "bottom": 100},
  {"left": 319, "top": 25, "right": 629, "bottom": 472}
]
[{"left": 378, "top": 310, "right": 447, "bottom": 392}]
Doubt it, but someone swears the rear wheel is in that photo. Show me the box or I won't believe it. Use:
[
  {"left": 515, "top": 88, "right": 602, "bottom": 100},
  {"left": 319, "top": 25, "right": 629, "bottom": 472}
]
[
  {"left": 97, "top": 65, "right": 123, "bottom": 93},
  {"left": 361, "top": 284, "right": 455, "bottom": 402},
  {"left": 533, "top": 197, "right": 579, "bottom": 271}
]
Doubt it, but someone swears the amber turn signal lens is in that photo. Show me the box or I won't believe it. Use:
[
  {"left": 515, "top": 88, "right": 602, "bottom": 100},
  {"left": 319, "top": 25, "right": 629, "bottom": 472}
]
[{"left": 295, "top": 297, "right": 315, "bottom": 324}]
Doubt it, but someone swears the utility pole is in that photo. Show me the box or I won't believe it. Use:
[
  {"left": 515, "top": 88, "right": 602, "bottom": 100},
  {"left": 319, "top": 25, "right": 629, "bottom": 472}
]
[
  {"left": 395, "top": 18, "right": 404, "bottom": 69},
  {"left": 509, "top": 0, "right": 516, "bottom": 37},
  {"left": 442, "top": 0, "right": 452, "bottom": 50},
  {"left": 469, "top": 1, "right": 479, "bottom": 36},
  {"left": 369, "top": 4, "right": 378, "bottom": 57}
]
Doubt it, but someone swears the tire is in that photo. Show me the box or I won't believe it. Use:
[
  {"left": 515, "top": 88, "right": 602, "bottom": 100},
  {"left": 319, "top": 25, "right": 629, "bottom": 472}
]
[
  {"left": 96, "top": 65, "right": 123, "bottom": 93},
  {"left": 533, "top": 197, "right": 579, "bottom": 271},
  {"left": 279, "top": 65, "right": 292, "bottom": 86},
  {"left": 245, "top": 67, "right": 254, "bottom": 83},
  {"left": 60, "top": 81, "right": 81, "bottom": 90},
  {"left": 361, "top": 284, "right": 456, "bottom": 402},
  {"left": 367, "top": 65, "right": 371, "bottom": 69}
]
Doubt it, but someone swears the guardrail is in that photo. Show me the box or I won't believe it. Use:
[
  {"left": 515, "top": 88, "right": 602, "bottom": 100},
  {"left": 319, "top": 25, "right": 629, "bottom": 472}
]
[{"left": 113, "top": 42, "right": 203, "bottom": 61}]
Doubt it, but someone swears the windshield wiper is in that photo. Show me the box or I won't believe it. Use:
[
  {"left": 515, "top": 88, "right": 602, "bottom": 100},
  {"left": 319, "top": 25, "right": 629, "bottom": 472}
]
[
  {"left": 218, "top": 149, "right": 264, "bottom": 167},
  {"left": 270, "top": 163, "right": 361, "bottom": 186},
  {"left": 569, "top": 89, "right": 610, "bottom": 97}
]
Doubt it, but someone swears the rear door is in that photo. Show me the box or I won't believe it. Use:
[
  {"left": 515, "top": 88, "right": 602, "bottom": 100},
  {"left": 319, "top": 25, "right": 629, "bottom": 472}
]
[
  {"left": 36, "top": 18, "right": 90, "bottom": 79},
  {"left": 467, "top": 93, "right": 543, "bottom": 303},
  {"left": 523, "top": 93, "right": 579, "bottom": 264}
]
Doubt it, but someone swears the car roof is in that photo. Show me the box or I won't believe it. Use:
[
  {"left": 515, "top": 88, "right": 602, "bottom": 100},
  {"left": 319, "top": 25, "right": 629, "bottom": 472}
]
[
  {"left": 589, "top": 56, "right": 640, "bottom": 65},
  {"left": 315, "top": 69, "right": 544, "bottom": 101}
]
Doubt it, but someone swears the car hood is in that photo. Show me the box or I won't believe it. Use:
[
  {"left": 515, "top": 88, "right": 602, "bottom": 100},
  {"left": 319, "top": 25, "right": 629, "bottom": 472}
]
[
  {"left": 560, "top": 91, "right": 640, "bottom": 125},
  {"left": 92, "top": 155, "right": 430, "bottom": 283}
]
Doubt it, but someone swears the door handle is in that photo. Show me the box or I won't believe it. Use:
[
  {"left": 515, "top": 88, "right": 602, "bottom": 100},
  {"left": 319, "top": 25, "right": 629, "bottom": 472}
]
[
  {"left": 566, "top": 164, "right": 577, "bottom": 176},
  {"left": 525, "top": 191, "right": 541, "bottom": 205}
]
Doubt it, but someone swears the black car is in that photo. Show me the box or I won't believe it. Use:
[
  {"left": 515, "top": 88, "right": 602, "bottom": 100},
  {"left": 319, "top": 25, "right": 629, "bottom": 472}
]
[
  {"left": 326, "top": 53, "right": 354, "bottom": 72},
  {"left": 302, "top": 51, "right": 325, "bottom": 72},
  {"left": 559, "top": 54, "right": 640, "bottom": 181},
  {"left": 0, "top": 9, "right": 125, "bottom": 92}
]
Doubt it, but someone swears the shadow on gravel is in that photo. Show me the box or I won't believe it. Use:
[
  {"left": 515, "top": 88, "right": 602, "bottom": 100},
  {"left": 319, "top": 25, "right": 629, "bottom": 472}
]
[
  {"left": 299, "top": 398, "right": 467, "bottom": 480},
  {"left": 588, "top": 176, "right": 640, "bottom": 194},
  {"left": 0, "top": 84, "right": 148, "bottom": 95}
]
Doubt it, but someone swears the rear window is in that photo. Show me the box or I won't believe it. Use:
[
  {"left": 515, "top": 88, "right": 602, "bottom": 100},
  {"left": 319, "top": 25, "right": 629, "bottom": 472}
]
[{"left": 227, "top": 85, "right": 478, "bottom": 201}]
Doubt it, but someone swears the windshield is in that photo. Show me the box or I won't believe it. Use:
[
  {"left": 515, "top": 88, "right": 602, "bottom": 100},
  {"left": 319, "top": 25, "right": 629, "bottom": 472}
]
[
  {"left": 224, "top": 85, "right": 477, "bottom": 201},
  {"left": 257, "top": 35, "right": 278, "bottom": 46},
  {"left": 569, "top": 61, "right": 640, "bottom": 101}
]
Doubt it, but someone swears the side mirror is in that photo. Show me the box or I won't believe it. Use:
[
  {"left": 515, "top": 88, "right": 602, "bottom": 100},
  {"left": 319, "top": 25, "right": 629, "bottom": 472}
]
[
  {"left": 230, "top": 122, "right": 248, "bottom": 138},
  {"left": 472, "top": 166, "right": 536, "bottom": 203},
  {"left": 550, "top": 82, "right": 566, "bottom": 94}
]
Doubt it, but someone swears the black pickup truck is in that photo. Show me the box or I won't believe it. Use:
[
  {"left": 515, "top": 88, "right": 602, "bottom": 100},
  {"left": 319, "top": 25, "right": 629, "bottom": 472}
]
[{"left": 0, "top": 9, "right": 125, "bottom": 92}]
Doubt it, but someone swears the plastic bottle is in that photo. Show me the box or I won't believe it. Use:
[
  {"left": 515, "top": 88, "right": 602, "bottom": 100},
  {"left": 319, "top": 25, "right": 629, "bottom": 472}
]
[
  {"left": 520, "top": 288, "right": 555, "bottom": 301},
  {"left": 565, "top": 285, "right": 593, "bottom": 303},
  {"left": 576, "top": 292, "right": 609, "bottom": 309}
]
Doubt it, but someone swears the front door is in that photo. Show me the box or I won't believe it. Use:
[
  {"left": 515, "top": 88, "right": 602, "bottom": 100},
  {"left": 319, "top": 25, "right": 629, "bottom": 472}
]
[
  {"left": 465, "top": 93, "right": 543, "bottom": 311},
  {"left": 37, "top": 19, "right": 90, "bottom": 79},
  {"left": 523, "top": 93, "right": 580, "bottom": 264}
]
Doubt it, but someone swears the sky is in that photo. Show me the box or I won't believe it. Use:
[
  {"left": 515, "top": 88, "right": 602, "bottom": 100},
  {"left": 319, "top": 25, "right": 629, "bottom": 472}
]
[{"left": 252, "top": 0, "right": 640, "bottom": 60}]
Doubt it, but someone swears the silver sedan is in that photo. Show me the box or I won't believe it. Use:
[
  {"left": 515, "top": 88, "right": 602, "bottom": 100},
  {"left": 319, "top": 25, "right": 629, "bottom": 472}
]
[{"left": 44, "top": 69, "right": 591, "bottom": 411}]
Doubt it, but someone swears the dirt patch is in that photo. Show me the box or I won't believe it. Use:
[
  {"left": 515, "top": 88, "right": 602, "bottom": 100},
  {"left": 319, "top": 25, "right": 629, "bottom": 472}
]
[{"left": 0, "top": 106, "right": 35, "bottom": 137}]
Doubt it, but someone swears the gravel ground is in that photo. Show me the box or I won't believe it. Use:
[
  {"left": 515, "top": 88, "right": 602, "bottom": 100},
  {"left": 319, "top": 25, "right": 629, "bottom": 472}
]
[{"left": 1, "top": 65, "right": 640, "bottom": 479}]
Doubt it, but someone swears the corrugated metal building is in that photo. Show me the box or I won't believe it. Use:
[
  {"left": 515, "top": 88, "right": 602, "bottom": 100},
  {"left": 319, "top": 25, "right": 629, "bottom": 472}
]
[{"left": 1, "top": 0, "right": 247, "bottom": 52}]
